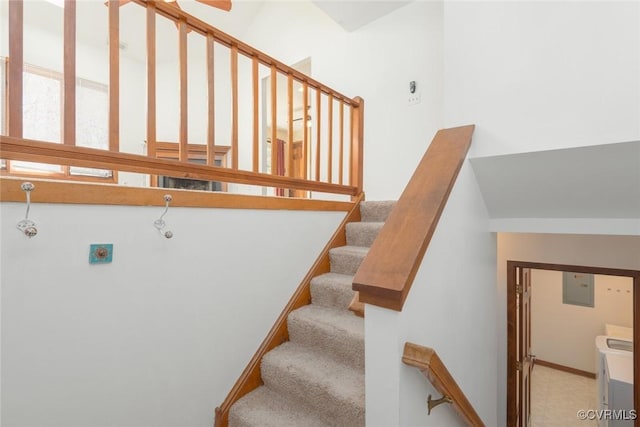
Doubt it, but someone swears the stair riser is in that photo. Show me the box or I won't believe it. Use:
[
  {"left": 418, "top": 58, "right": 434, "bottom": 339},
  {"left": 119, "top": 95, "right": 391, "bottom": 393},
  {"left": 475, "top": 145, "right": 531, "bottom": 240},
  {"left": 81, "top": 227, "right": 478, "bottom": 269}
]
[
  {"left": 287, "top": 316, "right": 364, "bottom": 370},
  {"left": 261, "top": 358, "right": 364, "bottom": 426},
  {"left": 359, "top": 201, "right": 395, "bottom": 222},
  {"left": 329, "top": 252, "right": 366, "bottom": 276},
  {"left": 310, "top": 281, "right": 354, "bottom": 311},
  {"left": 345, "top": 223, "right": 383, "bottom": 247}
]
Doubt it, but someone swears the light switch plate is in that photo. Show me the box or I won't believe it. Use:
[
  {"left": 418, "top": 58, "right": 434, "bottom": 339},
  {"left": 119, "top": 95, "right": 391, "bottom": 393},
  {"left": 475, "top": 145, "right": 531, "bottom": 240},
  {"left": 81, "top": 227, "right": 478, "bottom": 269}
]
[{"left": 89, "top": 243, "right": 113, "bottom": 264}]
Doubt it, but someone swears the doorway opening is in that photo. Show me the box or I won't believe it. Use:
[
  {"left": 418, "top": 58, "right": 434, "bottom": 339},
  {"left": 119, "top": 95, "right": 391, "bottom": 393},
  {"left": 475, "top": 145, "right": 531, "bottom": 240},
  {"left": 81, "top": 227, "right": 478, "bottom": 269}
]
[
  {"left": 260, "top": 58, "right": 312, "bottom": 197},
  {"left": 507, "top": 261, "right": 640, "bottom": 427}
]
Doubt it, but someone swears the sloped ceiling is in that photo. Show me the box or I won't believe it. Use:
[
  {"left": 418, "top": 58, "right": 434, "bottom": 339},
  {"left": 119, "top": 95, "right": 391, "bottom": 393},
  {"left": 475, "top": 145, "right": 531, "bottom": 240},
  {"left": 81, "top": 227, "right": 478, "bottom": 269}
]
[
  {"left": 470, "top": 141, "right": 640, "bottom": 219},
  {"left": 311, "top": 0, "right": 413, "bottom": 32},
  {"left": 21, "top": 0, "right": 265, "bottom": 62}
]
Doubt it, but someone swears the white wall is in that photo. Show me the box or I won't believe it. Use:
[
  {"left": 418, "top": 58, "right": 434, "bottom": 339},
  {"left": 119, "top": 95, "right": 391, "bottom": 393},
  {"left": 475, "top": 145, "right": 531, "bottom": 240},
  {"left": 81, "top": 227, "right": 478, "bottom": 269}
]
[
  {"left": 497, "top": 233, "right": 640, "bottom": 426},
  {"left": 444, "top": 1, "right": 640, "bottom": 158},
  {"left": 443, "top": 3, "right": 640, "bottom": 422},
  {"left": 365, "top": 161, "right": 497, "bottom": 427},
  {"left": 531, "top": 270, "right": 633, "bottom": 373},
  {"left": 0, "top": 202, "right": 344, "bottom": 427},
  {"left": 242, "top": 0, "right": 444, "bottom": 200}
]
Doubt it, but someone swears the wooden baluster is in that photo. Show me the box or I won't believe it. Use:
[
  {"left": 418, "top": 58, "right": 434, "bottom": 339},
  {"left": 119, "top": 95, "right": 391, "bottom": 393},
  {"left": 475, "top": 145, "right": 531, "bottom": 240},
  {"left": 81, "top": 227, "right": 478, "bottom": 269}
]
[
  {"left": 178, "top": 18, "right": 188, "bottom": 162},
  {"left": 108, "top": 0, "right": 119, "bottom": 152},
  {"left": 252, "top": 56, "right": 259, "bottom": 172},
  {"left": 146, "top": 2, "right": 157, "bottom": 184},
  {"left": 339, "top": 101, "right": 344, "bottom": 185},
  {"left": 327, "top": 94, "right": 333, "bottom": 183},
  {"left": 8, "top": 0, "right": 23, "bottom": 137},
  {"left": 350, "top": 97, "right": 364, "bottom": 195},
  {"left": 270, "top": 65, "right": 277, "bottom": 175},
  {"left": 287, "top": 73, "right": 293, "bottom": 178},
  {"left": 206, "top": 33, "right": 215, "bottom": 166},
  {"left": 63, "top": 0, "right": 76, "bottom": 146},
  {"left": 315, "top": 88, "right": 321, "bottom": 182},
  {"left": 230, "top": 45, "right": 238, "bottom": 169},
  {"left": 302, "top": 82, "right": 309, "bottom": 180}
]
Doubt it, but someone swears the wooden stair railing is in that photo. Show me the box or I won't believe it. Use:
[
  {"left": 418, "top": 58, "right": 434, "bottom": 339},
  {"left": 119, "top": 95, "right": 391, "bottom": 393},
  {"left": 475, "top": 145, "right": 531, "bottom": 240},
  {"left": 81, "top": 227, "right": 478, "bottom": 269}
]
[
  {"left": 214, "top": 193, "right": 364, "bottom": 427},
  {"left": 4, "top": 0, "right": 364, "bottom": 199},
  {"left": 352, "top": 125, "right": 475, "bottom": 311},
  {"left": 403, "top": 342, "right": 485, "bottom": 427},
  {"left": 0, "top": 136, "right": 358, "bottom": 196}
]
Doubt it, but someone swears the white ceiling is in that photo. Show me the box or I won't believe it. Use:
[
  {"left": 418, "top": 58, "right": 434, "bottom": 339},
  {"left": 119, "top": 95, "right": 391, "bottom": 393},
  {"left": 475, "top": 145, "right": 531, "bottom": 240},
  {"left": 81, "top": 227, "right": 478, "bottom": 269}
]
[
  {"left": 21, "top": 0, "right": 415, "bottom": 64},
  {"left": 311, "top": 0, "right": 413, "bottom": 32},
  {"left": 470, "top": 141, "right": 640, "bottom": 219}
]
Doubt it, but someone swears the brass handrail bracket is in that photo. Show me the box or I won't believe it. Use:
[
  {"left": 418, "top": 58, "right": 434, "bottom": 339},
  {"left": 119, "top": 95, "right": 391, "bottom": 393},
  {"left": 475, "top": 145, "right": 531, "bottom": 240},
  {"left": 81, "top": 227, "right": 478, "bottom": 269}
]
[{"left": 427, "top": 393, "right": 452, "bottom": 415}]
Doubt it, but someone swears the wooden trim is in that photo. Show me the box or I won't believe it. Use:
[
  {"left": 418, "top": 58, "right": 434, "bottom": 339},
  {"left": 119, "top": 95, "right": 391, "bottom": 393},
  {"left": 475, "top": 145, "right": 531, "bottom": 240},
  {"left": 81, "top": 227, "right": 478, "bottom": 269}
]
[
  {"left": 178, "top": 18, "right": 188, "bottom": 162},
  {"left": 352, "top": 125, "right": 474, "bottom": 311},
  {"left": 108, "top": 0, "right": 119, "bottom": 152},
  {"left": 339, "top": 101, "right": 344, "bottom": 185},
  {"left": 327, "top": 94, "right": 333, "bottom": 183},
  {"left": 252, "top": 56, "right": 259, "bottom": 172},
  {"left": 270, "top": 65, "right": 277, "bottom": 175},
  {"left": 8, "top": 0, "right": 23, "bottom": 137},
  {"left": 403, "top": 342, "right": 485, "bottom": 427},
  {"left": 506, "top": 261, "right": 518, "bottom": 426},
  {"left": 0, "top": 136, "right": 359, "bottom": 195},
  {"left": 315, "top": 88, "right": 321, "bottom": 181},
  {"left": 350, "top": 97, "right": 364, "bottom": 193},
  {"left": 214, "top": 193, "right": 364, "bottom": 427},
  {"left": 635, "top": 274, "right": 640, "bottom": 420},
  {"left": 230, "top": 44, "right": 238, "bottom": 169},
  {"left": 302, "top": 82, "right": 308, "bottom": 180},
  {"left": 287, "top": 73, "right": 293, "bottom": 178},
  {"left": 206, "top": 33, "right": 215, "bottom": 166},
  {"left": 533, "top": 359, "right": 595, "bottom": 379},
  {"left": 155, "top": 141, "right": 230, "bottom": 155},
  {"left": 506, "top": 261, "right": 640, "bottom": 279},
  {"left": 129, "top": 0, "right": 358, "bottom": 107},
  {"left": 0, "top": 176, "right": 354, "bottom": 211},
  {"left": 146, "top": 2, "right": 157, "bottom": 186},
  {"left": 63, "top": 0, "right": 76, "bottom": 146},
  {"left": 348, "top": 293, "right": 364, "bottom": 317}
]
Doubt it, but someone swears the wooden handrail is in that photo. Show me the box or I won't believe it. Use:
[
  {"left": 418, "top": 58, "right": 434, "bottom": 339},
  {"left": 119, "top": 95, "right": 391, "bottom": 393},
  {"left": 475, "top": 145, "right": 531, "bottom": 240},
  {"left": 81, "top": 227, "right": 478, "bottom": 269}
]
[
  {"left": 402, "top": 342, "right": 485, "bottom": 427},
  {"left": 352, "top": 125, "right": 474, "bottom": 311},
  {"left": 214, "top": 193, "right": 365, "bottom": 427},
  {"left": 0, "top": 136, "right": 358, "bottom": 196}
]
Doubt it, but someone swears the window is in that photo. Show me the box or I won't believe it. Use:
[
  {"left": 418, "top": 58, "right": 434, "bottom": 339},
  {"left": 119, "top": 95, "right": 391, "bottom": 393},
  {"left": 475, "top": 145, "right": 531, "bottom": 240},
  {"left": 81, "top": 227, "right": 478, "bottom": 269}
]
[{"left": 1, "top": 58, "right": 113, "bottom": 180}]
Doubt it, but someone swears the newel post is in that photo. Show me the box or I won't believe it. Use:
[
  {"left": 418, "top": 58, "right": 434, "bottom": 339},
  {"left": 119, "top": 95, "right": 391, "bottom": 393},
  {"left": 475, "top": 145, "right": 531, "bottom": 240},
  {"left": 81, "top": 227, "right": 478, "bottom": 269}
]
[{"left": 350, "top": 96, "right": 364, "bottom": 197}]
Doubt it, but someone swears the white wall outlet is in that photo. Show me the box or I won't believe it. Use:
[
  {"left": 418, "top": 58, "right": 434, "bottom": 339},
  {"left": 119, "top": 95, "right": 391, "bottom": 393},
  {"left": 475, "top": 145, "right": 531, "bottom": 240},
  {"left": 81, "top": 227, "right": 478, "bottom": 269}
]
[{"left": 408, "top": 80, "right": 421, "bottom": 106}]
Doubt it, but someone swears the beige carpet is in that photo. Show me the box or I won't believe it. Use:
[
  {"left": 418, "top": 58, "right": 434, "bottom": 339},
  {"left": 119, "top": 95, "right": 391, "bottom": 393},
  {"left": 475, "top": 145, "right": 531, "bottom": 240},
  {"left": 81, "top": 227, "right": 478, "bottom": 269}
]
[{"left": 228, "top": 201, "right": 395, "bottom": 427}]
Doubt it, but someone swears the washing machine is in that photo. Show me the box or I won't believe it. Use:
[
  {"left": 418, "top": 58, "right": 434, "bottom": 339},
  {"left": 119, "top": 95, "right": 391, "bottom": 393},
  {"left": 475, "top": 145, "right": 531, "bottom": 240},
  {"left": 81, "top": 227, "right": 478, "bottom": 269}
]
[{"left": 595, "top": 335, "right": 633, "bottom": 427}]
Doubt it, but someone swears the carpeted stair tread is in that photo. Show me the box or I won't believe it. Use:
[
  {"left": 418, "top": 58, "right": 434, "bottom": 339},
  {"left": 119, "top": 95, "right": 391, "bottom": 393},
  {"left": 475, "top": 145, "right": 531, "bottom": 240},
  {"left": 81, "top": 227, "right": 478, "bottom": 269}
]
[
  {"left": 288, "top": 304, "right": 364, "bottom": 369},
  {"left": 329, "top": 246, "right": 369, "bottom": 275},
  {"left": 261, "top": 342, "right": 365, "bottom": 426},
  {"left": 346, "top": 221, "right": 384, "bottom": 247},
  {"left": 360, "top": 200, "right": 396, "bottom": 222},
  {"left": 310, "top": 272, "right": 355, "bottom": 310},
  {"left": 228, "top": 386, "right": 329, "bottom": 427}
]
